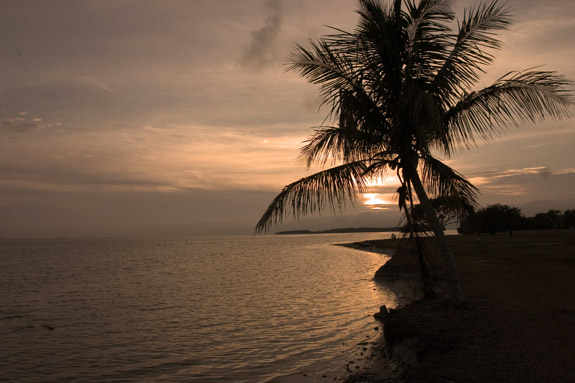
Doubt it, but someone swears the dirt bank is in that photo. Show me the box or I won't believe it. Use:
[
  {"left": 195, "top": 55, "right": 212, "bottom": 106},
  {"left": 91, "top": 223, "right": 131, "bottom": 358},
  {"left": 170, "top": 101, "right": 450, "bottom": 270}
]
[{"left": 347, "top": 230, "right": 575, "bottom": 382}]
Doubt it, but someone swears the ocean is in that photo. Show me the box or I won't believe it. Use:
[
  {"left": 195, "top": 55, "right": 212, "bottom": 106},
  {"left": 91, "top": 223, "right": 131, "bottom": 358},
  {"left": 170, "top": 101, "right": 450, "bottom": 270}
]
[{"left": 0, "top": 233, "right": 402, "bottom": 383}]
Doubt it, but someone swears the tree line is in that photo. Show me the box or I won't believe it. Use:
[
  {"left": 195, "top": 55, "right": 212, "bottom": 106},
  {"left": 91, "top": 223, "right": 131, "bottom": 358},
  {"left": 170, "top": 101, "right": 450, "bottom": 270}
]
[{"left": 458, "top": 204, "right": 575, "bottom": 234}]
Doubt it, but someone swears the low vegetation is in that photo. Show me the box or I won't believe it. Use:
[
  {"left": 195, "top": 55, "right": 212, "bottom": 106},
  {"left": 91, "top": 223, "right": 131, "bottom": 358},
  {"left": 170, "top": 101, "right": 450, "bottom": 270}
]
[{"left": 458, "top": 204, "right": 575, "bottom": 234}]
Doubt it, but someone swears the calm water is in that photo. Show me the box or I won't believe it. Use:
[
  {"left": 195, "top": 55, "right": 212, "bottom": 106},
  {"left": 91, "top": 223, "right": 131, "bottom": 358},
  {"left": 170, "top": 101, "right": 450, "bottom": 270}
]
[{"left": 0, "top": 233, "right": 401, "bottom": 383}]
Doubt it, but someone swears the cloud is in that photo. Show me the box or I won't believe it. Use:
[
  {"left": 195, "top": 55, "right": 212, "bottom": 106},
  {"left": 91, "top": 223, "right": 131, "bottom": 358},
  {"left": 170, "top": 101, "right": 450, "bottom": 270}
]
[
  {"left": 467, "top": 167, "right": 575, "bottom": 213},
  {"left": 0, "top": 121, "right": 313, "bottom": 196},
  {"left": 555, "top": 168, "right": 575, "bottom": 175},
  {"left": 0, "top": 114, "right": 60, "bottom": 137},
  {"left": 0, "top": 119, "right": 43, "bottom": 134},
  {"left": 469, "top": 166, "right": 573, "bottom": 183},
  {"left": 240, "top": 0, "right": 284, "bottom": 69},
  {"left": 362, "top": 193, "right": 396, "bottom": 210}
]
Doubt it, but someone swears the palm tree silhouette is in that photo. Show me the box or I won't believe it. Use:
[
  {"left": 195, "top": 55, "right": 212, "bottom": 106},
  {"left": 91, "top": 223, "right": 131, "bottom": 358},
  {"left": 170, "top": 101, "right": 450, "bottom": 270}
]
[{"left": 255, "top": 0, "right": 573, "bottom": 303}]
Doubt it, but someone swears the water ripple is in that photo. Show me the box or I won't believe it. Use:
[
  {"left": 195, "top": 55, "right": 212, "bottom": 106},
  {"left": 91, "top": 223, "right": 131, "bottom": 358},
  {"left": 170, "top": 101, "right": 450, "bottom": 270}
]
[{"left": 0, "top": 234, "right": 398, "bottom": 382}]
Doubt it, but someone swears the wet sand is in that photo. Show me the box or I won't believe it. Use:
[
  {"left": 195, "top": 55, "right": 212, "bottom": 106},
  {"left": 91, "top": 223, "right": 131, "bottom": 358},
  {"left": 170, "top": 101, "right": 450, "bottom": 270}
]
[
  {"left": 270, "top": 333, "right": 398, "bottom": 383},
  {"left": 346, "top": 229, "right": 575, "bottom": 382}
]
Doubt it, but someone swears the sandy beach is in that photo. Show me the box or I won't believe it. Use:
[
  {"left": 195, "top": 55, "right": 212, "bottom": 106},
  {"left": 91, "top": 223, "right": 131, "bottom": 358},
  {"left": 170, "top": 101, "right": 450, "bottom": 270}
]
[{"left": 345, "top": 229, "right": 575, "bottom": 382}]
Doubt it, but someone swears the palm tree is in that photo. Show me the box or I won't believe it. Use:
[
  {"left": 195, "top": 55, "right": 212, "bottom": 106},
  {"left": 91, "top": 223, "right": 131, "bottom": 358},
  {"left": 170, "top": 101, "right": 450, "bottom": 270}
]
[{"left": 255, "top": 0, "right": 573, "bottom": 303}]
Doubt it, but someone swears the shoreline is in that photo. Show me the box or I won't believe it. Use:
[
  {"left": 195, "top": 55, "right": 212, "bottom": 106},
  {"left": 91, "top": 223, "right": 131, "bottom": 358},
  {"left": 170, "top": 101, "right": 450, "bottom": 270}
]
[
  {"left": 342, "top": 229, "right": 575, "bottom": 382},
  {"left": 272, "top": 332, "right": 401, "bottom": 383}
]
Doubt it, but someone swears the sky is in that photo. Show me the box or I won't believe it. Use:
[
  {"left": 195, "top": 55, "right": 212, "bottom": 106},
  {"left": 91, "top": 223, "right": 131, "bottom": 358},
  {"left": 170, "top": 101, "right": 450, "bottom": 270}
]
[{"left": 0, "top": 0, "right": 573, "bottom": 238}]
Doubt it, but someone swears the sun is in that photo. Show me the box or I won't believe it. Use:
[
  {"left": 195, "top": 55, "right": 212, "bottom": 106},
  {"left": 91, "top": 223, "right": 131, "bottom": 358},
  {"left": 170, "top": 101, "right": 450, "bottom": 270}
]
[
  {"left": 360, "top": 175, "right": 398, "bottom": 209},
  {"left": 362, "top": 193, "right": 394, "bottom": 210},
  {"left": 363, "top": 194, "right": 389, "bottom": 205}
]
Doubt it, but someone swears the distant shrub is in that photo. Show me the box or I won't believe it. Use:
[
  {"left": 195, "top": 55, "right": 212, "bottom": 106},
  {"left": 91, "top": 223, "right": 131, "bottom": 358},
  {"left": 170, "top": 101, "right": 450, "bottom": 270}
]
[{"left": 458, "top": 206, "right": 575, "bottom": 234}]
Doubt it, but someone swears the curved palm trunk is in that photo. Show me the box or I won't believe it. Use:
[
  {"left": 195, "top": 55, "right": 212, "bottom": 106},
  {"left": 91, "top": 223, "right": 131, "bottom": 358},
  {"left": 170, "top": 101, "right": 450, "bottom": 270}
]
[{"left": 407, "top": 167, "right": 465, "bottom": 304}]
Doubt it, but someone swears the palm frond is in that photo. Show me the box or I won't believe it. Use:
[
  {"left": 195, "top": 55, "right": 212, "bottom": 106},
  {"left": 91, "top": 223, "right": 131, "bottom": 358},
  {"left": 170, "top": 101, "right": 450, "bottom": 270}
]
[
  {"left": 287, "top": 40, "right": 384, "bottom": 126},
  {"left": 420, "top": 155, "right": 479, "bottom": 214},
  {"left": 403, "top": 0, "right": 454, "bottom": 82},
  {"left": 299, "top": 125, "right": 381, "bottom": 167},
  {"left": 254, "top": 161, "right": 369, "bottom": 233},
  {"left": 287, "top": 41, "right": 351, "bottom": 114},
  {"left": 354, "top": 0, "right": 406, "bottom": 104},
  {"left": 300, "top": 86, "right": 394, "bottom": 167},
  {"left": 444, "top": 69, "right": 575, "bottom": 149},
  {"left": 404, "top": 90, "right": 449, "bottom": 153},
  {"left": 432, "top": 0, "right": 512, "bottom": 105},
  {"left": 364, "top": 151, "right": 397, "bottom": 172}
]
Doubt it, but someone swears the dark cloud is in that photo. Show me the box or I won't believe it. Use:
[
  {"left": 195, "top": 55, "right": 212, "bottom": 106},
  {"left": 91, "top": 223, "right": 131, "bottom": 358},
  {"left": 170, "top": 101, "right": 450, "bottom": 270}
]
[{"left": 240, "top": 0, "right": 284, "bottom": 69}]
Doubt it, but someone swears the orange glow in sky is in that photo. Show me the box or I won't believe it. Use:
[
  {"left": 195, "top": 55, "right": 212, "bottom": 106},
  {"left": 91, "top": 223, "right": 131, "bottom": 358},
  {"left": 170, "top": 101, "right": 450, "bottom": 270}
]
[{"left": 362, "top": 193, "right": 394, "bottom": 209}]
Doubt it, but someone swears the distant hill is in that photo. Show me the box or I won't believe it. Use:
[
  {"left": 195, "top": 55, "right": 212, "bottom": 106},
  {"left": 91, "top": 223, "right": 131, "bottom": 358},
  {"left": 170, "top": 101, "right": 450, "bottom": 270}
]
[{"left": 276, "top": 227, "right": 401, "bottom": 235}]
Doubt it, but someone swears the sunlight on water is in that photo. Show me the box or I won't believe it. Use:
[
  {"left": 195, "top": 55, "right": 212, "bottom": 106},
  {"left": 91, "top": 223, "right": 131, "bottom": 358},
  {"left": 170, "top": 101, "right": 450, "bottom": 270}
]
[{"left": 0, "top": 233, "right": 399, "bottom": 382}]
